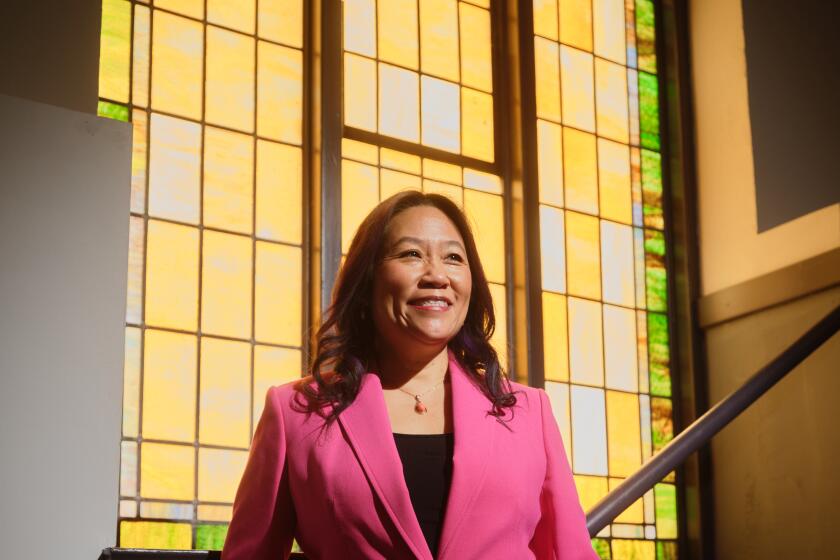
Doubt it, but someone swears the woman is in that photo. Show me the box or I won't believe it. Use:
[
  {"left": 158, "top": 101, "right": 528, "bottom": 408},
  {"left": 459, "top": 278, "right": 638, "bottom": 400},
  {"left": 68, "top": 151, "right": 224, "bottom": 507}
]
[{"left": 222, "top": 191, "right": 596, "bottom": 559}]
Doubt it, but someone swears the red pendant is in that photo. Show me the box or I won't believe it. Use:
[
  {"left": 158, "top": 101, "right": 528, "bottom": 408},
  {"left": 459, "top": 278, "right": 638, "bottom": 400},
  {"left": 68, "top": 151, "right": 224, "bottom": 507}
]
[{"left": 415, "top": 400, "right": 428, "bottom": 414}]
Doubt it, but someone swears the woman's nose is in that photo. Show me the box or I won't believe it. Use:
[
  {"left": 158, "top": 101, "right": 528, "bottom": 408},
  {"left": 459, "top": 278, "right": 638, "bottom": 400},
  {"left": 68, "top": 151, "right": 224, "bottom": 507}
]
[{"left": 419, "top": 258, "right": 449, "bottom": 288}]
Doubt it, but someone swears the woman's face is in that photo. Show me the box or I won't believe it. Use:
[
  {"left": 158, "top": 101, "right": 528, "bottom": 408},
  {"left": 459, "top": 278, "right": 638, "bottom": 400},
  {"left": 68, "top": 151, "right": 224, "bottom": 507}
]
[{"left": 371, "top": 205, "right": 472, "bottom": 354}]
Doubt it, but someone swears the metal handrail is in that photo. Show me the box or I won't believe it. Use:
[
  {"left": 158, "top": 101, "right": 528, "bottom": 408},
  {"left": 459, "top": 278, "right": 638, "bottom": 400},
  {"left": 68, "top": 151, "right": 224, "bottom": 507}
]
[{"left": 586, "top": 303, "right": 840, "bottom": 536}]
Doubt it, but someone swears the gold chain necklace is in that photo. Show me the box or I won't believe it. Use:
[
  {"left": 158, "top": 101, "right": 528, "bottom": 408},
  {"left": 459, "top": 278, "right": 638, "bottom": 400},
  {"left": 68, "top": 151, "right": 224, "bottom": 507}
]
[{"left": 397, "top": 375, "right": 447, "bottom": 414}]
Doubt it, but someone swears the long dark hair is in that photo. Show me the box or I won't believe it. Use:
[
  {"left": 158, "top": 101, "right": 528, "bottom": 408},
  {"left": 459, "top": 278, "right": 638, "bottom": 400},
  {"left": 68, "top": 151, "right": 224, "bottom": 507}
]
[{"left": 303, "top": 191, "right": 518, "bottom": 422}]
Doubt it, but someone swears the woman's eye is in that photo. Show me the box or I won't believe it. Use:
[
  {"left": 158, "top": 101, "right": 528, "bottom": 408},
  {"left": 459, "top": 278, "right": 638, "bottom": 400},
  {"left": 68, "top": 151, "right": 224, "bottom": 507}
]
[
  {"left": 447, "top": 253, "right": 465, "bottom": 262},
  {"left": 401, "top": 250, "right": 421, "bottom": 258}
]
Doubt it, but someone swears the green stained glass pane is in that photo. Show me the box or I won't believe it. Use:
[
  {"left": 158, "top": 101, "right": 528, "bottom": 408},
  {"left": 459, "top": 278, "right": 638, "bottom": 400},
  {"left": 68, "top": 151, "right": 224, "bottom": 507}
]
[
  {"left": 647, "top": 312, "right": 671, "bottom": 397},
  {"left": 98, "top": 100, "right": 130, "bottom": 122},
  {"left": 654, "top": 483, "right": 678, "bottom": 539},
  {"left": 99, "top": 0, "right": 132, "bottom": 103},
  {"left": 195, "top": 524, "right": 228, "bottom": 550},
  {"left": 657, "top": 540, "right": 678, "bottom": 560},
  {"left": 592, "top": 537, "right": 612, "bottom": 559},
  {"left": 635, "top": 0, "right": 657, "bottom": 74},
  {"left": 644, "top": 229, "right": 667, "bottom": 312},
  {"left": 650, "top": 397, "right": 673, "bottom": 453},
  {"left": 641, "top": 149, "right": 663, "bottom": 230},
  {"left": 639, "top": 72, "right": 660, "bottom": 151}
]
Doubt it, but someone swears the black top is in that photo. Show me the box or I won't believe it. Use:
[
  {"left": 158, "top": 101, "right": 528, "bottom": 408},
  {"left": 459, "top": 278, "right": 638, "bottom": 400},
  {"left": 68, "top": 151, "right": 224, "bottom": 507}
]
[{"left": 392, "top": 432, "right": 455, "bottom": 557}]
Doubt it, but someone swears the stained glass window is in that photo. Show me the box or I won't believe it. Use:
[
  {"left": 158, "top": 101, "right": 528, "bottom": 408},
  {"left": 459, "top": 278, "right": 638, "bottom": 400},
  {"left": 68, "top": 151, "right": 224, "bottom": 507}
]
[
  {"left": 98, "top": 0, "right": 305, "bottom": 549},
  {"left": 100, "top": 0, "right": 678, "bottom": 557},
  {"left": 535, "top": 0, "right": 677, "bottom": 557}
]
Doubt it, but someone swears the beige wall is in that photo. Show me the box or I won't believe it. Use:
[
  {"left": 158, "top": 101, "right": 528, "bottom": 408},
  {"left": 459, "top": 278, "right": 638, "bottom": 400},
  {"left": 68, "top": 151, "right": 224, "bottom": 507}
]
[
  {"left": 690, "top": 1, "right": 840, "bottom": 557},
  {"left": 689, "top": 0, "right": 839, "bottom": 297}
]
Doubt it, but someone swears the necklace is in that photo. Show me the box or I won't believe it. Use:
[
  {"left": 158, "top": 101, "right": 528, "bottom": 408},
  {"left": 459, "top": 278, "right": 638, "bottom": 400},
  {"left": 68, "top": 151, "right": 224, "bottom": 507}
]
[{"left": 398, "top": 375, "right": 447, "bottom": 414}]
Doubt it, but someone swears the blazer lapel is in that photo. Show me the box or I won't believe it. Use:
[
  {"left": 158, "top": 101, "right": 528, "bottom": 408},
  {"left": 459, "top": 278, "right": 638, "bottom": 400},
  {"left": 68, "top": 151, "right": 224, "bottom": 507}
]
[
  {"left": 337, "top": 372, "right": 433, "bottom": 560},
  {"left": 436, "top": 351, "right": 496, "bottom": 559}
]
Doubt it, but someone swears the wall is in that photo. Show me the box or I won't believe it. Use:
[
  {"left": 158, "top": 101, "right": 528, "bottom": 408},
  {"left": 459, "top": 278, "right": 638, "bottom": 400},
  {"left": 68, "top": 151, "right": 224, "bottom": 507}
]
[{"left": 689, "top": 0, "right": 840, "bottom": 557}]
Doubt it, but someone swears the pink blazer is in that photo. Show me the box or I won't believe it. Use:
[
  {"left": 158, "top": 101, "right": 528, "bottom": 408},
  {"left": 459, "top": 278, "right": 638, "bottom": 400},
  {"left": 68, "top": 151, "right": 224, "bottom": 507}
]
[{"left": 222, "top": 351, "right": 597, "bottom": 559}]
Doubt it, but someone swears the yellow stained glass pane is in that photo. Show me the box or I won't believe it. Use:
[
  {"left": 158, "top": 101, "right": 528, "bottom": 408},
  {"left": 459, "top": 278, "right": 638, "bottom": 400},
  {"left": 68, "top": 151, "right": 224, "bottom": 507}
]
[
  {"left": 155, "top": 0, "right": 203, "bottom": 19},
  {"left": 344, "top": 53, "right": 377, "bottom": 131},
  {"left": 343, "top": 139, "right": 379, "bottom": 165},
  {"left": 145, "top": 220, "right": 199, "bottom": 330},
  {"left": 601, "top": 220, "right": 634, "bottom": 307},
  {"left": 258, "top": 41, "right": 303, "bottom": 145},
  {"left": 140, "top": 442, "right": 194, "bottom": 501},
  {"left": 574, "top": 475, "right": 608, "bottom": 511},
  {"left": 542, "top": 292, "right": 569, "bottom": 381},
  {"left": 204, "top": 126, "right": 254, "bottom": 234},
  {"left": 379, "top": 64, "right": 420, "bottom": 142},
  {"left": 381, "top": 148, "right": 421, "bottom": 174},
  {"left": 126, "top": 216, "right": 144, "bottom": 324},
  {"left": 533, "top": 0, "right": 559, "bottom": 40},
  {"left": 559, "top": 0, "right": 593, "bottom": 51},
  {"left": 560, "top": 46, "right": 595, "bottom": 132},
  {"left": 609, "top": 478, "right": 645, "bottom": 523},
  {"left": 534, "top": 37, "right": 561, "bottom": 123},
  {"left": 201, "top": 231, "right": 253, "bottom": 339},
  {"left": 489, "top": 282, "right": 508, "bottom": 368},
  {"left": 598, "top": 138, "right": 632, "bottom": 224},
  {"left": 119, "top": 520, "right": 192, "bottom": 549},
  {"left": 381, "top": 169, "right": 422, "bottom": 199},
  {"left": 254, "top": 345, "right": 301, "bottom": 426},
  {"left": 612, "top": 539, "right": 655, "bottom": 559},
  {"left": 132, "top": 5, "right": 150, "bottom": 108},
  {"left": 423, "top": 159, "right": 462, "bottom": 184},
  {"left": 607, "top": 390, "right": 642, "bottom": 477},
  {"left": 344, "top": 0, "right": 376, "bottom": 57},
  {"left": 610, "top": 309, "right": 638, "bottom": 393},
  {"left": 197, "top": 504, "right": 233, "bottom": 522},
  {"left": 100, "top": 0, "right": 131, "bottom": 103},
  {"left": 342, "top": 160, "right": 379, "bottom": 253},
  {"left": 419, "top": 0, "right": 460, "bottom": 82},
  {"left": 566, "top": 211, "right": 601, "bottom": 299},
  {"left": 123, "top": 327, "right": 141, "bottom": 438},
  {"left": 148, "top": 113, "right": 201, "bottom": 224},
  {"left": 378, "top": 0, "right": 418, "bottom": 69},
  {"left": 151, "top": 11, "right": 203, "bottom": 120},
  {"left": 463, "top": 168, "right": 502, "bottom": 194},
  {"left": 537, "top": 119, "right": 563, "bottom": 207},
  {"left": 595, "top": 58, "right": 629, "bottom": 143},
  {"left": 544, "top": 381, "right": 572, "bottom": 459},
  {"left": 256, "top": 242, "right": 302, "bottom": 346},
  {"left": 593, "top": 0, "right": 626, "bottom": 64},
  {"left": 421, "top": 76, "right": 460, "bottom": 152},
  {"left": 256, "top": 140, "right": 302, "bottom": 244},
  {"left": 206, "top": 26, "right": 255, "bottom": 133},
  {"left": 463, "top": 0, "right": 490, "bottom": 6},
  {"left": 568, "top": 297, "right": 604, "bottom": 385},
  {"left": 423, "top": 180, "right": 463, "bottom": 206},
  {"left": 198, "top": 448, "right": 249, "bottom": 503},
  {"left": 142, "top": 330, "right": 197, "bottom": 442},
  {"left": 539, "top": 205, "right": 566, "bottom": 293},
  {"left": 464, "top": 190, "right": 505, "bottom": 284},
  {"left": 259, "top": 0, "right": 303, "bottom": 48},
  {"left": 130, "top": 109, "right": 148, "bottom": 213},
  {"left": 459, "top": 3, "right": 492, "bottom": 92},
  {"left": 208, "top": 0, "right": 256, "bottom": 34},
  {"left": 461, "top": 87, "right": 494, "bottom": 162},
  {"left": 199, "top": 337, "right": 251, "bottom": 447},
  {"left": 563, "top": 127, "right": 598, "bottom": 215}
]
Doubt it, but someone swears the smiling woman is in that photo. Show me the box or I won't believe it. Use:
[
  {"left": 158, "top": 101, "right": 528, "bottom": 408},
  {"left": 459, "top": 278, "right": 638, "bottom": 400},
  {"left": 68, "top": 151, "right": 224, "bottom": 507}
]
[{"left": 221, "top": 191, "right": 597, "bottom": 559}]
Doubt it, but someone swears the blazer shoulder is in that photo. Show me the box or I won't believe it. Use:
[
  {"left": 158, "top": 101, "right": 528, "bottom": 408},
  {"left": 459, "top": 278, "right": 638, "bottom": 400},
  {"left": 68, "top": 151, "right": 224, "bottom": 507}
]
[{"left": 504, "top": 380, "right": 548, "bottom": 417}]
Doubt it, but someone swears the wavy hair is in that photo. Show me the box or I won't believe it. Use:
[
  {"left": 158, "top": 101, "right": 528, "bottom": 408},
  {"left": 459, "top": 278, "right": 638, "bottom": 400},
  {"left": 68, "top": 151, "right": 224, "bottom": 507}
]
[{"left": 302, "top": 190, "right": 518, "bottom": 423}]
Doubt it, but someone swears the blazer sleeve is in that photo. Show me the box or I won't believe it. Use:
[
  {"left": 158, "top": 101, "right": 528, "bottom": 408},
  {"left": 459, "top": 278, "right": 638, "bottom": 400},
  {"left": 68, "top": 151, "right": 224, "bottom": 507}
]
[
  {"left": 222, "top": 386, "right": 296, "bottom": 560},
  {"left": 529, "top": 389, "right": 598, "bottom": 559}
]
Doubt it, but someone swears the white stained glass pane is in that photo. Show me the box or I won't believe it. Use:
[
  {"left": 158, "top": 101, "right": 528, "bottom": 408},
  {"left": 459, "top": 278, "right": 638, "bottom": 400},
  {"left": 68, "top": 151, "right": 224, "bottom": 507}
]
[
  {"left": 344, "top": 0, "right": 376, "bottom": 57},
  {"left": 544, "top": 381, "right": 572, "bottom": 461},
  {"left": 603, "top": 304, "right": 638, "bottom": 392},
  {"left": 600, "top": 220, "right": 635, "bottom": 307},
  {"left": 421, "top": 76, "right": 460, "bottom": 152},
  {"left": 379, "top": 63, "right": 420, "bottom": 142},
  {"left": 539, "top": 205, "right": 566, "bottom": 294},
  {"left": 570, "top": 385, "right": 608, "bottom": 475}
]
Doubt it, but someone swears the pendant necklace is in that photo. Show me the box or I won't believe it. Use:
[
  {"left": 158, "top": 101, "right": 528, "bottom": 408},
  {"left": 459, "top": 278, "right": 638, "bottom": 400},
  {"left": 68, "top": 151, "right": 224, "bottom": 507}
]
[{"left": 398, "top": 375, "right": 447, "bottom": 414}]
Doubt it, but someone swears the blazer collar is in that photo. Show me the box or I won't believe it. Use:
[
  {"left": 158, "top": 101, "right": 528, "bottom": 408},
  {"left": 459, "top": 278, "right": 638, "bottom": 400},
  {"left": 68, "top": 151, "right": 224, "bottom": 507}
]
[{"left": 336, "top": 349, "right": 496, "bottom": 560}]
